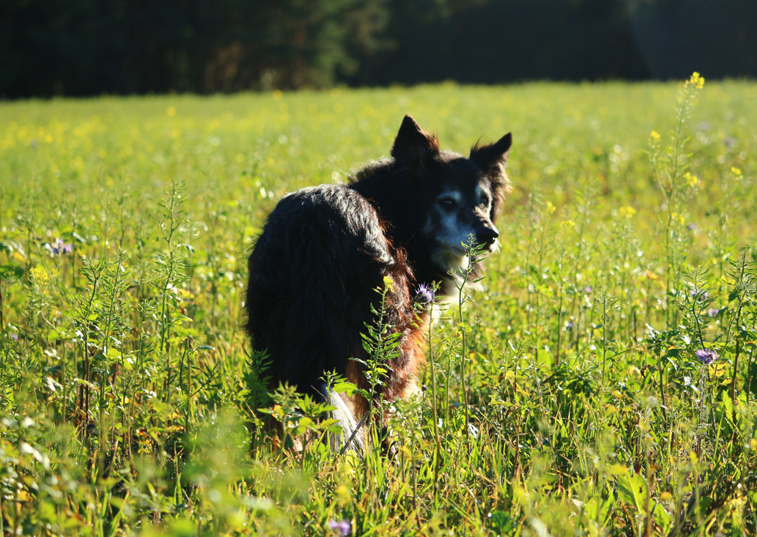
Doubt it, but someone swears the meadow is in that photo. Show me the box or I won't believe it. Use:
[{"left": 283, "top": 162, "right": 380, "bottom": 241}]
[{"left": 0, "top": 76, "right": 756, "bottom": 536}]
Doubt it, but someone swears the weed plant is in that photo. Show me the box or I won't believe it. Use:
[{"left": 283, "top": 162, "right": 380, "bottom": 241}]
[{"left": 0, "top": 76, "right": 756, "bottom": 535}]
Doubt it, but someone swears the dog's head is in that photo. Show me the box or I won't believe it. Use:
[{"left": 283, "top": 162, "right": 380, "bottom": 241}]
[{"left": 391, "top": 115, "right": 512, "bottom": 281}]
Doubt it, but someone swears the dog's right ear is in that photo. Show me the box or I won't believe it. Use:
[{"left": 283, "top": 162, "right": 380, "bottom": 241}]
[
  {"left": 391, "top": 115, "right": 439, "bottom": 169},
  {"left": 469, "top": 132, "right": 512, "bottom": 174}
]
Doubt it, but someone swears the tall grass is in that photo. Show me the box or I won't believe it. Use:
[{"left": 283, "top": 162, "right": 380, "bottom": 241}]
[{"left": 0, "top": 78, "right": 756, "bottom": 535}]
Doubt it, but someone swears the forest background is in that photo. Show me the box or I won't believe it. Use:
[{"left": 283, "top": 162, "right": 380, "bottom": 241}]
[{"left": 2, "top": 0, "right": 757, "bottom": 99}]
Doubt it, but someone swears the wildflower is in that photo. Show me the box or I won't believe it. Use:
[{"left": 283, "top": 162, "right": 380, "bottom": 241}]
[
  {"left": 707, "top": 308, "right": 719, "bottom": 318},
  {"left": 415, "top": 283, "right": 435, "bottom": 308},
  {"left": 695, "top": 348, "right": 718, "bottom": 365},
  {"left": 690, "top": 288, "right": 708, "bottom": 301},
  {"left": 327, "top": 519, "right": 351, "bottom": 536},
  {"left": 50, "top": 238, "right": 72, "bottom": 256},
  {"left": 11, "top": 333, "right": 18, "bottom": 341},
  {"left": 650, "top": 131, "right": 660, "bottom": 140},
  {"left": 30, "top": 266, "right": 49, "bottom": 286},
  {"left": 684, "top": 172, "right": 698, "bottom": 187},
  {"left": 687, "top": 72, "right": 705, "bottom": 89},
  {"left": 584, "top": 286, "right": 592, "bottom": 294},
  {"left": 382, "top": 275, "right": 394, "bottom": 293},
  {"left": 687, "top": 223, "right": 695, "bottom": 231},
  {"left": 546, "top": 201, "right": 556, "bottom": 214},
  {"left": 560, "top": 219, "right": 575, "bottom": 229},
  {"left": 731, "top": 167, "right": 742, "bottom": 179},
  {"left": 619, "top": 206, "right": 636, "bottom": 218}
]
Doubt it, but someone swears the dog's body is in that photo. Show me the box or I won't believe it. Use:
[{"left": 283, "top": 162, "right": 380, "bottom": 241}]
[{"left": 245, "top": 116, "right": 511, "bottom": 446}]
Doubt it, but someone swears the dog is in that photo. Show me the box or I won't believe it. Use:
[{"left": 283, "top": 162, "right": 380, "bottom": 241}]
[{"left": 245, "top": 115, "right": 512, "bottom": 449}]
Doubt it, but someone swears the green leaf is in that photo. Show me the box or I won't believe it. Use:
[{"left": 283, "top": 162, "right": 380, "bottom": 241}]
[
  {"left": 616, "top": 473, "right": 647, "bottom": 513},
  {"left": 331, "top": 380, "right": 359, "bottom": 396},
  {"left": 653, "top": 503, "right": 673, "bottom": 533}
]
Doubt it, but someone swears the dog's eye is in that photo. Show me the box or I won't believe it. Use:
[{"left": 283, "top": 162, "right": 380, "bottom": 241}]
[
  {"left": 480, "top": 195, "right": 491, "bottom": 207},
  {"left": 439, "top": 198, "right": 458, "bottom": 210}
]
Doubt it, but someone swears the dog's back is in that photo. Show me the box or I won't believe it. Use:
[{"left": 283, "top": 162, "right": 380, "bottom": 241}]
[{"left": 245, "top": 184, "right": 416, "bottom": 405}]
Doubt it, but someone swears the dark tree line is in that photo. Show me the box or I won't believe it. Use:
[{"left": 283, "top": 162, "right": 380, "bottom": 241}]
[{"left": 1, "top": 0, "right": 755, "bottom": 98}]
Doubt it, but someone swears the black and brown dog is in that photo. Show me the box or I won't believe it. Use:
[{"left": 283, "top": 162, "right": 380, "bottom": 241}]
[{"left": 245, "top": 116, "right": 511, "bottom": 448}]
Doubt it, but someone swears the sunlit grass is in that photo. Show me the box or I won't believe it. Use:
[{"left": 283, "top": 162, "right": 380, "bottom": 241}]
[{"left": 0, "top": 79, "right": 756, "bottom": 535}]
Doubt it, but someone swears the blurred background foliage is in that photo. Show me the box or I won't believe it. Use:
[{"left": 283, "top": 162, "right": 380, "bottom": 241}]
[{"left": 1, "top": 0, "right": 756, "bottom": 99}]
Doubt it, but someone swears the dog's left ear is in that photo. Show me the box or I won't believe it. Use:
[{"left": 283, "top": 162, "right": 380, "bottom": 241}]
[{"left": 470, "top": 133, "right": 513, "bottom": 221}]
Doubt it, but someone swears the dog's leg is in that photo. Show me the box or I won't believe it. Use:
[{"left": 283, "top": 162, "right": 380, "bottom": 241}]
[{"left": 320, "top": 382, "right": 367, "bottom": 454}]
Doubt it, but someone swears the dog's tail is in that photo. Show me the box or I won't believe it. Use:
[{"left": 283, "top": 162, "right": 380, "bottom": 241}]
[{"left": 321, "top": 383, "right": 367, "bottom": 454}]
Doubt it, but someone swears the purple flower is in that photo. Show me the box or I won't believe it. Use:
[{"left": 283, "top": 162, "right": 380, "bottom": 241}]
[
  {"left": 707, "top": 308, "right": 719, "bottom": 318},
  {"left": 50, "top": 238, "right": 73, "bottom": 256},
  {"left": 327, "top": 519, "right": 351, "bottom": 536},
  {"left": 565, "top": 322, "right": 574, "bottom": 330},
  {"left": 687, "top": 223, "right": 696, "bottom": 231},
  {"left": 695, "top": 349, "right": 718, "bottom": 365},
  {"left": 415, "top": 283, "right": 435, "bottom": 307},
  {"left": 584, "top": 286, "right": 592, "bottom": 294},
  {"left": 690, "top": 289, "right": 708, "bottom": 301},
  {"left": 11, "top": 333, "right": 18, "bottom": 341}
]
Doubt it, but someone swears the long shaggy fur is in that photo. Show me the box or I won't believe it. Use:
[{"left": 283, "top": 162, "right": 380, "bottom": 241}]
[{"left": 245, "top": 116, "right": 512, "bottom": 446}]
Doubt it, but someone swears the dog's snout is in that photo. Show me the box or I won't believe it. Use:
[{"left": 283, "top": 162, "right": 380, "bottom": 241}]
[{"left": 476, "top": 225, "right": 499, "bottom": 247}]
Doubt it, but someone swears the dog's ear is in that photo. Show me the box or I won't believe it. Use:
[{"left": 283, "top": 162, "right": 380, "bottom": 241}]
[
  {"left": 470, "top": 133, "right": 513, "bottom": 221},
  {"left": 391, "top": 115, "right": 439, "bottom": 169},
  {"left": 469, "top": 132, "right": 512, "bottom": 173}
]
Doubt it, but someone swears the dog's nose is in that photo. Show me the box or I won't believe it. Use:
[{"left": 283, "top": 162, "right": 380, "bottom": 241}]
[{"left": 477, "top": 226, "right": 499, "bottom": 247}]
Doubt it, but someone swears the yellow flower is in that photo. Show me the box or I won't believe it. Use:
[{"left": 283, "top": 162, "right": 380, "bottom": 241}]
[
  {"left": 546, "top": 201, "right": 556, "bottom": 214},
  {"left": 383, "top": 275, "right": 395, "bottom": 292},
  {"left": 31, "top": 266, "right": 49, "bottom": 285},
  {"left": 560, "top": 220, "right": 575, "bottom": 229},
  {"left": 731, "top": 167, "right": 742, "bottom": 179},
  {"left": 687, "top": 72, "right": 705, "bottom": 89},
  {"left": 619, "top": 206, "right": 636, "bottom": 218},
  {"left": 650, "top": 131, "right": 660, "bottom": 140},
  {"left": 684, "top": 172, "right": 699, "bottom": 187}
]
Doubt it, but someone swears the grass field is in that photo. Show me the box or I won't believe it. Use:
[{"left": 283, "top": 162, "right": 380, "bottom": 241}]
[{"left": 1, "top": 77, "right": 756, "bottom": 536}]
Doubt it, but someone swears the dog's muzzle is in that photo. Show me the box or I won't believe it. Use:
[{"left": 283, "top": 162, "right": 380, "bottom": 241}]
[{"left": 475, "top": 224, "right": 499, "bottom": 249}]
